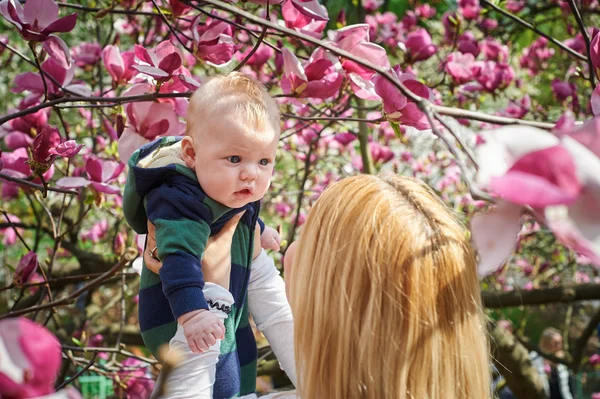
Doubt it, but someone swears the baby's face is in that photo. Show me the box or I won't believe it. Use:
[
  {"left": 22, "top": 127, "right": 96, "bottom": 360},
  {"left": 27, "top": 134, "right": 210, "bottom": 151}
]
[{"left": 191, "top": 118, "right": 278, "bottom": 209}]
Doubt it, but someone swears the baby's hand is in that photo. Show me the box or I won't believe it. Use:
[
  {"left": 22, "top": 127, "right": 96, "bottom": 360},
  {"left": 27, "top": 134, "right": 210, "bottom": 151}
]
[
  {"left": 261, "top": 225, "right": 282, "bottom": 252},
  {"left": 177, "top": 309, "right": 225, "bottom": 353}
]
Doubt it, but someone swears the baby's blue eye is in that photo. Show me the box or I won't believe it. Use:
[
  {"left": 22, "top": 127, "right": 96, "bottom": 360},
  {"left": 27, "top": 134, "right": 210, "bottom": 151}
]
[
  {"left": 227, "top": 156, "right": 241, "bottom": 163},
  {"left": 259, "top": 159, "right": 269, "bottom": 166}
]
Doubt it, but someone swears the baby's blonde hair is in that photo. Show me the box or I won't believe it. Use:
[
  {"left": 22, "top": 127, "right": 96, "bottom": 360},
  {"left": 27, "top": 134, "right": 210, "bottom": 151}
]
[
  {"left": 290, "top": 174, "right": 491, "bottom": 399},
  {"left": 186, "top": 72, "right": 280, "bottom": 137}
]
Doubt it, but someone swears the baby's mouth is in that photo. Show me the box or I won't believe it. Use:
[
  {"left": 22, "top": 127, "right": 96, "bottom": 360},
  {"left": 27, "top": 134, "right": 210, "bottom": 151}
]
[{"left": 235, "top": 188, "right": 253, "bottom": 196}]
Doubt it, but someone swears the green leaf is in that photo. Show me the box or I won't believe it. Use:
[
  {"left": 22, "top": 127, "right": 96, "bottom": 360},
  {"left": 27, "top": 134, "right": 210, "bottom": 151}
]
[{"left": 72, "top": 337, "right": 83, "bottom": 347}]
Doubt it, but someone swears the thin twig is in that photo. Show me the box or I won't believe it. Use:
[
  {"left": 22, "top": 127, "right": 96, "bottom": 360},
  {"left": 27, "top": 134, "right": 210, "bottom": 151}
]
[
  {"left": 235, "top": 0, "right": 269, "bottom": 71},
  {"left": 566, "top": 0, "right": 596, "bottom": 88},
  {"left": 571, "top": 306, "right": 600, "bottom": 371},
  {"left": 0, "top": 250, "right": 137, "bottom": 319},
  {"left": 480, "top": 0, "right": 588, "bottom": 62},
  {"left": 0, "top": 172, "right": 80, "bottom": 195},
  {"left": 55, "top": 351, "right": 99, "bottom": 390},
  {"left": 1, "top": 210, "right": 31, "bottom": 251},
  {"left": 151, "top": 0, "right": 194, "bottom": 53}
]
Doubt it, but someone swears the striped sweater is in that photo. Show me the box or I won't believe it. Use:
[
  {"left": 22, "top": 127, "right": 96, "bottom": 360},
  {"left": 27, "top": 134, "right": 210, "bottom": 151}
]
[{"left": 122, "top": 137, "right": 259, "bottom": 398}]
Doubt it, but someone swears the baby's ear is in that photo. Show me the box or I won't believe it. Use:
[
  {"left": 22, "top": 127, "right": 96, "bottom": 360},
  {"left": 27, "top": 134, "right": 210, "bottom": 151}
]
[{"left": 181, "top": 136, "right": 196, "bottom": 169}]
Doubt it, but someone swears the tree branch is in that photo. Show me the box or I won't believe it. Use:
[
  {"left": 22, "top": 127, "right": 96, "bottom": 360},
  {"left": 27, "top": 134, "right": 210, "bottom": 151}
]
[
  {"left": 566, "top": 0, "right": 596, "bottom": 87},
  {"left": 482, "top": 284, "right": 600, "bottom": 308}
]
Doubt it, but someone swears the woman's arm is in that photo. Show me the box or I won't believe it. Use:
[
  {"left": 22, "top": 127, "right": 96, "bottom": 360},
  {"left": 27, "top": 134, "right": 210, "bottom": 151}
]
[{"left": 248, "top": 249, "right": 297, "bottom": 386}]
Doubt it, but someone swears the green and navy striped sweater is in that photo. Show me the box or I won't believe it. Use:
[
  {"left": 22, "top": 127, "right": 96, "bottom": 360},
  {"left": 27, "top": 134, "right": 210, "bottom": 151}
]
[{"left": 123, "top": 137, "right": 259, "bottom": 398}]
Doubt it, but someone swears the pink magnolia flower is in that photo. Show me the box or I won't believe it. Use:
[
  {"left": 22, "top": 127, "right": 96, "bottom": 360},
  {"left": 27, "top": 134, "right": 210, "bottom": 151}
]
[
  {"left": 236, "top": 43, "right": 273, "bottom": 68},
  {"left": 27, "top": 126, "right": 82, "bottom": 178},
  {"left": 116, "top": 83, "right": 185, "bottom": 161},
  {"left": 501, "top": 95, "right": 531, "bottom": 119},
  {"left": 370, "top": 141, "right": 394, "bottom": 163},
  {"left": 506, "top": 0, "right": 526, "bottom": 13},
  {"left": 0, "top": 318, "right": 62, "bottom": 398},
  {"left": 373, "top": 67, "right": 432, "bottom": 130},
  {"left": 102, "top": 45, "right": 136, "bottom": 84},
  {"left": 113, "top": 358, "right": 155, "bottom": 399},
  {"left": 2, "top": 106, "right": 48, "bottom": 150},
  {"left": 520, "top": 37, "right": 555, "bottom": 75},
  {"left": 287, "top": 0, "right": 329, "bottom": 22},
  {"left": 334, "top": 132, "right": 357, "bottom": 146},
  {"left": 565, "top": 33, "right": 587, "bottom": 56},
  {"left": 591, "top": 29, "right": 600, "bottom": 77},
  {"left": 474, "top": 61, "right": 514, "bottom": 92},
  {"left": 13, "top": 251, "right": 39, "bottom": 287},
  {"left": 57, "top": 155, "right": 125, "bottom": 195},
  {"left": 481, "top": 38, "right": 508, "bottom": 62},
  {"left": 133, "top": 40, "right": 182, "bottom": 83},
  {"left": 415, "top": 4, "right": 436, "bottom": 19},
  {"left": 590, "top": 354, "right": 600, "bottom": 366},
  {"left": 82, "top": 220, "right": 109, "bottom": 243},
  {"left": 0, "top": 0, "right": 76, "bottom": 42},
  {"left": 457, "top": 31, "right": 480, "bottom": 56},
  {"left": 472, "top": 125, "right": 600, "bottom": 276},
  {"left": 281, "top": 47, "right": 343, "bottom": 99},
  {"left": 403, "top": 28, "right": 437, "bottom": 62},
  {"left": 1, "top": 148, "right": 54, "bottom": 198},
  {"left": 442, "top": 11, "right": 460, "bottom": 41},
  {"left": 445, "top": 52, "right": 476, "bottom": 84},
  {"left": 168, "top": 0, "right": 190, "bottom": 16},
  {"left": 12, "top": 58, "right": 91, "bottom": 99},
  {"left": 72, "top": 42, "right": 102, "bottom": 67},
  {"left": 0, "top": 34, "right": 8, "bottom": 55},
  {"left": 479, "top": 18, "right": 498, "bottom": 32},
  {"left": 192, "top": 17, "right": 236, "bottom": 66},
  {"left": 362, "top": 0, "right": 383, "bottom": 12},
  {"left": 552, "top": 79, "right": 576, "bottom": 101},
  {"left": 0, "top": 214, "right": 21, "bottom": 245},
  {"left": 401, "top": 11, "right": 417, "bottom": 30},
  {"left": 281, "top": 0, "right": 327, "bottom": 38},
  {"left": 593, "top": 393, "right": 600, "bottom": 399},
  {"left": 459, "top": 0, "right": 481, "bottom": 20}
]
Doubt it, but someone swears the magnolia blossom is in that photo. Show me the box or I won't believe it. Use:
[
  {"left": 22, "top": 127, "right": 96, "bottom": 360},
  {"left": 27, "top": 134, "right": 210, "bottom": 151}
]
[
  {"left": 552, "top": 79, "right": 577, "bottom": 102},
  {"left": 192, "top": 17, "right": 236, "bottom": 67},
  {"left": 281, "top": 0, "right": 327, "bottom": 39},
  {"left": 13, "top": 251, "right": 38, "bottom": 287},
  {"left": 1, "top": 148, "right": 54, "bottom": 199},
  {"left": 472, "top": 125, "right": 600, "bottom": 276},
  {"left": 373, "top": 67, "right": 432, "bottom": 130},
  {"left": 29, "top": 126, "right": 83, "bottom": 175},
  {"left": 236, "top": 43, "right": 274, "bottom": 68},
  {"left": 113, "top": 358, "right": 155, "bottom": 399},
  {"left": 458, "top": 0, "right": 481, "bottom": 20},
  {"left": 0, "top": 318, "right": 62, "bottom": 397},
  {"left": 57, "top": 155, "right": 125, "bottom": 195},
  {"left": 456, "top": 31, "right": 479, "bottom": 56},
  {"left": 287, "top": 0, "right": 329, "bottom": 22},
  {"left": 445, "top": 52, "right": 477, "bottom": 85},
  {"left": 415, "top": 4, "right": 436, "bottom": 19},
  {"left": 481, "top": 38, "right": 508, "bottom": 62},
  {"left": 329, "top": 24, "right": 390, "bottom": 99},
  {"left": 403, "top": 28, "right": 437, "bottom": 62},
  {"left": 116, "top": 83, "right": 185, "bottom": 161},
  {"left": 474, "top": 61, "right": 514, "bottom": 92},
  {"left": 520, "top": 37, "right": 555, "bottom": 75},
  {"left": 0, "top": 0, "right": 76, "bottom": 42},
  {"left": 102, "top": 45, "right": 136, "bottom": 84},
  {"left": 12, "top": 58, "right": 91, "bottom": 99},
  {"left": 506, "top": 0, "right": 526, "bottom": 13},
  {"left": 591, "top": 29, "right": 600, "bottom": 77},
  {"left": 281, "top": 47, "right": 343, "bottom": 99},
  {"left": 133, "top": 41, "right": 182, "bottom": 83},
  {"left": 2, "top": 106, "right": 48, "bottom": 150},
  {"left": 72, "top": 42, "right": 102, "bottom": 67}
]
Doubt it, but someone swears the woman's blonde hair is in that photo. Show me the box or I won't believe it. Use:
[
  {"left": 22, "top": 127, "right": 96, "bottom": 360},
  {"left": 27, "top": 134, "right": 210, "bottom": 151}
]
[
  {"left": 186, "top": 72, "right": 280, "bottom": 137},
  {"left": 289, "top": 174, "right": 490, "bottom": 399}
]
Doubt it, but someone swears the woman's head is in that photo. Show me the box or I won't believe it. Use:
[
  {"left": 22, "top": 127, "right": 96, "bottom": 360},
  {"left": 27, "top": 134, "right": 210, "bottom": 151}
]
[
  {"left": 539, "top": 327, "right": 563, "bottom": 355},
  {"left": 289, "top": 174, "right": 490, "bottom": 399}
]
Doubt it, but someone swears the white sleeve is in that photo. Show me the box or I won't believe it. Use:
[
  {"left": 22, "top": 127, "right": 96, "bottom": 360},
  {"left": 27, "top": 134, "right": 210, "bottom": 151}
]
[
  {"left": 248, "top": 250, "right": 297, "bottom": 386},
  {"left": 151, "top": 283, "right": 233, "bottom": 399}
]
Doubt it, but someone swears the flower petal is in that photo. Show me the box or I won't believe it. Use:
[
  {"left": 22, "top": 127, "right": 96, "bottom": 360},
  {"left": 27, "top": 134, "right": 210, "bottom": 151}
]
[
  {"left": 56, "top": 176, "right": 90, "bottom": 188},
  {"left": 470, "top": 202, "right": 523, "bottom": 278}
]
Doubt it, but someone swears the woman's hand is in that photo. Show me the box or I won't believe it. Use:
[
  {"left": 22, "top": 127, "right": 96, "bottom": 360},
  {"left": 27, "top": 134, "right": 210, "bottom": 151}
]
[{"left": 144, "top": 212, "right": 245, "bottom": 290}]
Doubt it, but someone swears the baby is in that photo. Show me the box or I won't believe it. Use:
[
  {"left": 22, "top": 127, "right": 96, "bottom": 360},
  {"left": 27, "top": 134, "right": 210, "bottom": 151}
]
[{"left": 123, "top": 73, "right": 283, "bottom": 385}]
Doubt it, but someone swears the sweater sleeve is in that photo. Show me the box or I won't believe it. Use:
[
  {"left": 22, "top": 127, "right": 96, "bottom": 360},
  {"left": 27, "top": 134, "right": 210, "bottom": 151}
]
[
  {"left": 145, "top": 179, "right": 213, "bottom": 319},
  {"left": 248, "top": 250, "right": 297, "bottom": 386}
]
